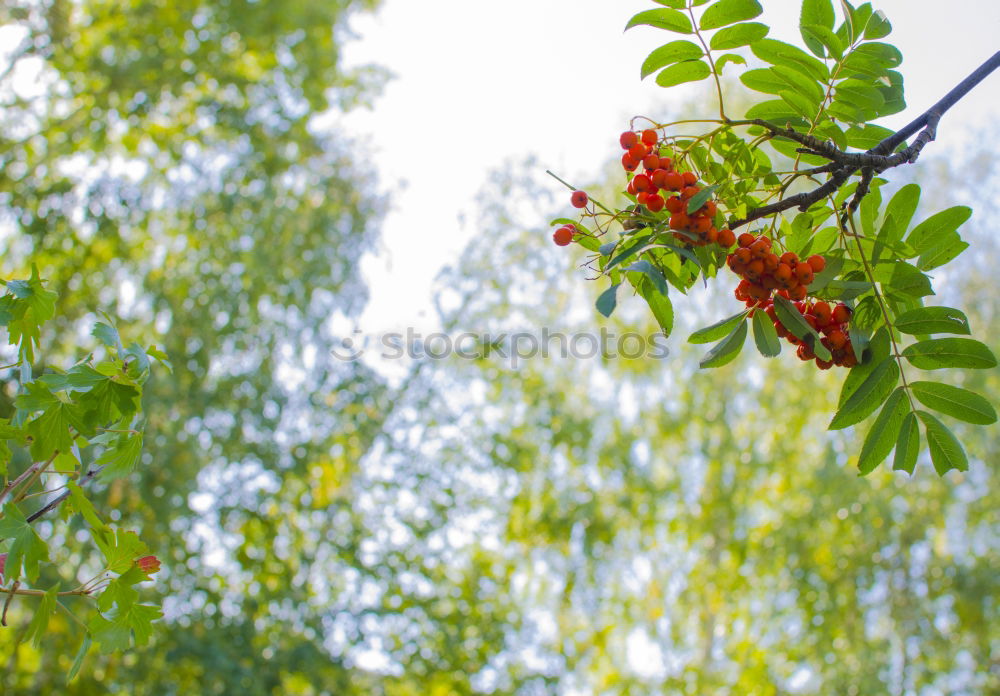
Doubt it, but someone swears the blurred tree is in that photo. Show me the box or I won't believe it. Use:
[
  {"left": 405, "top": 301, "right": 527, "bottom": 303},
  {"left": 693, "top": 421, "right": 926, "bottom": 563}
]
[
  {"left": 0, "top": 0, "right": 394, "bottom": 690},
  {"left": 0, "top": 2, "right": 996, "bottom": 694}
]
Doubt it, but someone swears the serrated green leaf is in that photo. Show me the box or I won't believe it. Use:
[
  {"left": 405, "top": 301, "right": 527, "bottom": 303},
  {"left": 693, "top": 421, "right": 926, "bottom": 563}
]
[
  {"left": 893, "top": 412, "right": 920, "bottom": 473},
  {"left": 625, "top": 261, "right": 668, "bottom": 296},
  {"left": 857, "top": 387, "right": 909, "bottom": 475},
  {"left": 895, "top": 306, "right": 970, "bottom": 336},
  {"left": 910, "top": 382, "right": 997, "bottom": 425},
  {"left": 709, "top": 21, "right": 768, "bottom": 49},
  {"left": 25, "top": 584, "right": 60, "bottom": 648},
  {"left": 917, "top": 411, "right": 968, "bottom": 474},
  {"left": 906, "top": 206, "right": 971, "bottom": 255},
  {"left": 94, "top": 527, "right": 149, "bottom": 574},
  {"left": 0, "top": 503, "right": 50, "bottom": 583},
  {"left": 801, "top": 24, "right": 844, "bottom": 59},
  {"left": 715, "top": 52, "right": 746, "bottom": 73},
  {"left": 637, "top": 277, "right": 674, "bottom": 336},
  {"left": 801, "top": 0, "right": 835, "bottom": 29},
  {"left": 751, "top": 38, "right": 829, "bottom": 81},
  {"left": 700, "top": 0, "right": 762, "bottom": 31},
  {"left": 641, "top": 40, "right": 704, "bottom": 79},
  {"left": 752, "top": 310, "right": 781, "bottom": 357},
  {"left": 688, "top": 311, "right": 748, "bottom": 344},
  {"left": 92, "top": 322, "right": 121, "bottom": 350},
  {"left": 625, "top": 8, "right": 693, "bottom": 33},
  {"left": 773, "top": 295, "right": 832, "bottom": 361},
  {"left": 686, "top": 184, "right": 718, "bottom": 214},
  {"left": 917, "top": 234, "right": 968, "bottom": 271},
  {"left": 699, "top": 319, "right": 747, "bottom": 368},
  {"left": 902, "top": 338, "right": 997, "bottom": 370},
  {"left": 67, "top": 634, "right": 92, "bottom": 682},
  {"left": 655, "top": 59, "right": 712, "bottom": 87},
  {"left": 829, "top": 357, "right": 899, "bottom": 430}
]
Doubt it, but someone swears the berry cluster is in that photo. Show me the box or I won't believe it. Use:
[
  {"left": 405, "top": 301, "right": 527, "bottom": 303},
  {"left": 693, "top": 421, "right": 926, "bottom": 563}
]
[
  {"left": 728, "top": 233, "right": 825, "bottom": 302},
  {"left": 759, "top": 298, "right": 858, "bottom": 369},
  {"left": 620, "top": 129, "right": 735, "bottom": 249}
]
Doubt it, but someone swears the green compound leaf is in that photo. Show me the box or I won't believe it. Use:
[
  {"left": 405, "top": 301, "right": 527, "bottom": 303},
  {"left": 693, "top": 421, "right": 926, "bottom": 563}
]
[
  {"left": 655, "top": 59, "right": 712, "bottom": 87},
  {"left": 0, "top": 503, "right": 50, "bottom": 583},
  {"left": 637, "top": 277, "right": 674, "bottom": 337},
  {"left": 829, "top": 357, "right": 899, "bottom": 431},
  {"left": 709, "top": 21, "right": 768, "bottom": 49},
  {"left": 893, "top": 411, "right": 920, "bottom": 474},
  {"left": 700, "top": 0, "right": 763, "bottom": 31},
  {"left": 917, "top": 410, "right": 969, "bottom": 475},
  {"left": 700, "top": 318, "right": 748, "bottom": 368},
  {"left": 857, "top": 387, "right": 909, "bottom": 475},
  {"left": 688, "top": 311, "right": 748, "bottom": 344},
  {"left": 910, "top": 382, "right": 997, "bottom": 425},
  {"left": 625, "top": 8, "right": 693, "bottom": 34},
  {"left": 773, "top": 295, "right": 831, "bottom": 361},
  {"left": 902, "top": 338, "right": 997, "bottom": 370},
  {"left": 596, "top": 284, "right": 620, "bottom": 318},
  {"left": 895, "top": 306, "right": 970, "bottom": 336},
  {"left": 752, "top": 309, "right": 781, "bottom": 357},
  {"left": 641, "top": 40, "right": 704, "bottom": 79}
]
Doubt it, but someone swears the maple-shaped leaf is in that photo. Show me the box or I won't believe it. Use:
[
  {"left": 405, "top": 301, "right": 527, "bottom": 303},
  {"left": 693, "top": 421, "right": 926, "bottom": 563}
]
[
  {"left": 25, "top": 584, "right": 59, "bottom": 647},
  {"left": 94, "top": 528, "right": 149, "bottom": 574},
  {"left": 0, "top": 503, "right": 50, "bottom": 583},
  {"left": 26, "top": 399, "right": 90, "bottom": 460},
  {"left": 97, "top": 432, "right": 144, "bottom": 481},
  {"left": 77, "top": 379, "right": 140, "bottom": 424},
  {"left": 89, "top": 603, "right": 162, "bottom": 653},
  {"left": 97, "top": 566, "right": 146, "bottom": 613}
]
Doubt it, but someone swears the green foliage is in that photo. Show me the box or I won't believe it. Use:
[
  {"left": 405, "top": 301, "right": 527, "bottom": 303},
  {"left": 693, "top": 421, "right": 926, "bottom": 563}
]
[{"left": 558, "top": 0, "right": 999, "bottom": 476}]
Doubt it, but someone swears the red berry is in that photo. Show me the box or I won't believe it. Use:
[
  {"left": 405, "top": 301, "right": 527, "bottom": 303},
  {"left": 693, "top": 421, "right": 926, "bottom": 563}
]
[
  {"left": 646, "top": 193, "right": 665, "bottom": 212},
  {"left": 681, "top": 171, "right": 697, "bottom": 186},
  {"left": 622, "top": 153, "right": 639, "bottom": 172},
  {"left": 641, "top": 129, "right": 658, "bottom": 146},
  {"left": 570, "top": 190, "right": 588, "bottom": 209},
  {"left": 642, "top": 154, "right": 660, "bottom": 171},
  {"left": 651, "top": 169, "right": 669, "bottom": 189},
  {"left": 620, "top": 131, "right": 638, "bottom": 150},
  {"left": 658, "top": 156, "right": 674, "bottom": 170},
  {"left": 628, "top": 142, "right": 649, "bottom": 160},
  {"left": 553, "top": 225, "right": 574, "bottom": 246},
  {"left": 663, "top": 171, "right": 683, "bottom": 191},
  {"left": 807, "top": 254, "right": 826, "bottom": 273},
  {"left": 633, "top": 174, "right": 652, "bottom": 193},
  {"left": 832, "top": 303, "right": 852, "bottom": 324}
]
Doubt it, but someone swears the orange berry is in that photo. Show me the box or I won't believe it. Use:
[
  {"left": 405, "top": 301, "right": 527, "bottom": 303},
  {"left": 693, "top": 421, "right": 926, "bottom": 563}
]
[
  {"left": 681, "top": 185, "right": 701, "bottom": 200},
  {"left": 553, "top": 225, "right": 574, "bottom": 246},
  {"left": 659, "top": 156, "right": 674, "bottom": 170},
  {"left": 807, "top": 254, "right": 826, "bottom": 273},
  {"left": 735, "top": 247, "right": 753, "bottom": 264},
  {"left": 738, "top": 233, "right": 756, "bottom": 248},
  {"left": 628, "top": 142, "right": 649, "bottom": 160},
  {"left": 571, "top": 190, "right": 589, "bottom": 208},
  {"left": 780, "top": 251, "right": 799, "bottom": 266},
  {"left": 633, "top": 174, "right": 652, "bottom": 193},
  {"left": 832, "top": 303, "right": 852, "bottom": 324},
  {"left": 641, "top": 129, "right": 658, "bottom": 146},
  {"left": 620, "top": 131, "right": 639, "bottom": 150},
  {"left": 669, "top": 213, "right": 690, "bottom": 230},
  {"left": 621, "top": 153, "right": 639, "bottom": 172},
  {"left": 664, "top": 196, "right": 684, "bottom": 214},
  {"left": 642, "top": 154, "right": 660, "bottom": 171},
  {"left": 646, "top": 193, "right": 665, "bottom": 212},
  {"left": 663, "top": 171, "right": 683, "bottom": 191},
  {"left": 681, "top": 171, "right": 697, "bottom": 186},
  {"left": 717, "top": 228, "right": 736, "bottom": 247},
  {"left": 706, "top": 227, "right": 719, "bottom": 244}
]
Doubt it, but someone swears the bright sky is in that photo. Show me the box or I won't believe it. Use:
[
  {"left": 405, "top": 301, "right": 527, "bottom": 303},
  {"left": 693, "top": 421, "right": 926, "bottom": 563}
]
[{"left": 342, "top": 0, "right": 1000, "bottom": 334}]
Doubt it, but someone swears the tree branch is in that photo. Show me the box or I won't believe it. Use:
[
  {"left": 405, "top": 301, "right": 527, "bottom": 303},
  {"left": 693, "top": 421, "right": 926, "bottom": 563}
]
[{"left": 728, "top": 50, "right": 1000, "bottom": 229}]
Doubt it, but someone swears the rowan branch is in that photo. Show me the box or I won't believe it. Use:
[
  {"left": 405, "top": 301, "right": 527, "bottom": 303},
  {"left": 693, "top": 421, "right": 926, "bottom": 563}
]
[{"left": 728, "top": 50, "right": 1000, "bottom": 230}]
